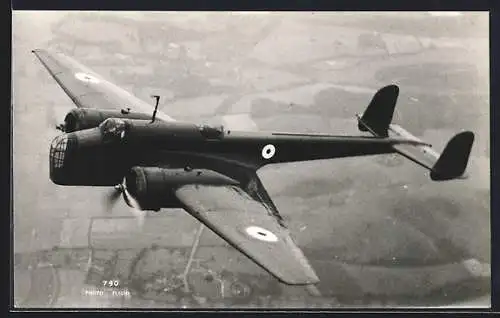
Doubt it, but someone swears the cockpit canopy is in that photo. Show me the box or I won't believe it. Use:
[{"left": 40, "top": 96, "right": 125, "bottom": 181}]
[
  {"left": 198, "top": 124, "right": 224, "bottom": 139},
  {"left": 99, "top": 118, "right": 127, "bottom": 142}
]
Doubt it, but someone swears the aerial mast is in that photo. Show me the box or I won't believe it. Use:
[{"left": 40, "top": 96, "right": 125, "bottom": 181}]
[{"left": 150, "top": 95, "right": 160, "bottom": 123}]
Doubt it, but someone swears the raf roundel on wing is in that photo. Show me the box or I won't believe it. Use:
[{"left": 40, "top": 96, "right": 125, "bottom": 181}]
[
  {"left": 245, "top": 226, "right": 279, "bottom": 242},
  {"left": 74, "top": 72, "right": 100, "bottom": 84}
]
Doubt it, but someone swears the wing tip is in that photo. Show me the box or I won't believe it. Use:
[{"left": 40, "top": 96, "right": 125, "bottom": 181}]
[
  {"left": 280, "top": 277, "right": 320, "bottom": 286},
  {"left": 31, "top": 49, "right": 44, "bottom": 57},
  {"left": 32, "top": 49, "right": 51, "bottom": 56},
  {"left": 277, "top": 269, "right": 320, "bottom": 286}
]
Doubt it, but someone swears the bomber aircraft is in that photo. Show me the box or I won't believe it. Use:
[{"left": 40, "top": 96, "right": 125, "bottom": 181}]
[{"left": 32, "top": 49, "right": 474, "bottom": 287}]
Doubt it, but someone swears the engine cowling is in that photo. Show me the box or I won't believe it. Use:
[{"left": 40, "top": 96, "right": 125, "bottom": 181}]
[
  {"left": 125, "top": 167, "right": 240, "bottom": 211},
  {"left": 63, "top": 108, "right": 153, "bottom": 132}
]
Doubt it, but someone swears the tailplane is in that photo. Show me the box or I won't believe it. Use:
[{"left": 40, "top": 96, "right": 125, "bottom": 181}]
[{"left": 356, "top": 85, "right": 474, "bottom": 181}]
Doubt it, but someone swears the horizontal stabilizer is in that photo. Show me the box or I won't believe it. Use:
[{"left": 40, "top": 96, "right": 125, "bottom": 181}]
[
  {"left": 357, "top": 85, "right": 474, "bottom": 181},
  {"left": 389, "top": 124, "right": 474, "bottom": 181}
]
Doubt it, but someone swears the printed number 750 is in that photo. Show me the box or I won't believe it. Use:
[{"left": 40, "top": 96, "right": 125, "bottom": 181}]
[{"left": 102, "top": 280, "right": 120, "bottom": 287}]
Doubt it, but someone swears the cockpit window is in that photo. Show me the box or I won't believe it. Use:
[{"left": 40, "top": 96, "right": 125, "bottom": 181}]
[
  {"left": 50, "top": 134, "right": 68, "bottom": 168},
  {"left": 99, "top": 118, "right": 126, "bottom": 141},
  {"left": 198, "top": 124, "right": 224, "bottom": 139}
]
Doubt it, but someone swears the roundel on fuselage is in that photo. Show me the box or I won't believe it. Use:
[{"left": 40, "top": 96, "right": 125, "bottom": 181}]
[{"left": 261, "top": 144, "right": 276, "bottom": 159}]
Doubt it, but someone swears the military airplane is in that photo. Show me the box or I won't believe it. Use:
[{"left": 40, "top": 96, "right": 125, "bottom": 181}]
[{"left": 32, "top": 49, "right": 474, "bottom": 287}]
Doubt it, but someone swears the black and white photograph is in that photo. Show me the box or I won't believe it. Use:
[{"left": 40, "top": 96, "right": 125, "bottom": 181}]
[{"left": 12, "top": 11, "right": 490, "bottom": 308}]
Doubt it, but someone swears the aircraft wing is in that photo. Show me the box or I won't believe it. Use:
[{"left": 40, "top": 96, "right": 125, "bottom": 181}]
[
  {"left": 174, "top": 183, "right": 319, "bottom": 285},
  {"left": 32, "top": 49, "right": 174, "bottom": 121}
]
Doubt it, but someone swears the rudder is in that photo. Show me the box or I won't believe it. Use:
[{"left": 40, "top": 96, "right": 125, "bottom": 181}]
[
  {"left": 430, "top": 131, "right": 475, "bottom": 181},
  {"left": 357, "top": 85, "right": 399, "bottom": 137}
]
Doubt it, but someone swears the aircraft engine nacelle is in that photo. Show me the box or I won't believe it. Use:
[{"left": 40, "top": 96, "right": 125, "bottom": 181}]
[
  {"left": 63, "top": 108, "right": 152, "bottom": 132},
  {"left": 125, "top": 167, "right": 240, "bottom": 211}
]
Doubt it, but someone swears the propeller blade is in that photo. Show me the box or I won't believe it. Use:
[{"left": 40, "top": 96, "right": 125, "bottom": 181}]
[
  {"left": 46, "top": 106, "right": 66, "bottom": 132},
  {"left": 123, "top": 187, "right": 146, "bottom": 228},
  {"left": 105, "top": 178, "right": 146, "bottom": 228},
  {"left": 46, "top": 106, "right": 59, "bottom": 128},
  {"left": 104, "top": 187, "right": 122, "bottom": 212}
]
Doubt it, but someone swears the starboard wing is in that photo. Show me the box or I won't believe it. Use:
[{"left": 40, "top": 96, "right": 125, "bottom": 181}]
[
  {"left": 175, "top": 184, "right": 319, "bottom": 285},
  {"left": 32, "top": 49, "right": 174, "bottom": 121}
]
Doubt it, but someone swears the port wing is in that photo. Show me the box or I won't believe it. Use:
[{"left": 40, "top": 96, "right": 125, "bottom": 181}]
[{"left": 175, "top": 184, "right": 319, "bottom": 285}]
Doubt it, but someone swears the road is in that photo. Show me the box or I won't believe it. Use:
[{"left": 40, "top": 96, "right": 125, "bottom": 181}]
[{"left": 12, "top": 11, "right": 490, "bottom": 308}]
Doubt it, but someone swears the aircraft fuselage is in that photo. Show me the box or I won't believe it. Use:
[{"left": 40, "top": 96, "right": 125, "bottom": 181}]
[{"left": 49, "top": 118, "right": 406, "bottom": 187}]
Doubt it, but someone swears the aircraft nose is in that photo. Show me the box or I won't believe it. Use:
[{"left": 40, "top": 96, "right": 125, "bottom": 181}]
[{"left": 49, "top": 133, "right": 77, "bottom": 184}]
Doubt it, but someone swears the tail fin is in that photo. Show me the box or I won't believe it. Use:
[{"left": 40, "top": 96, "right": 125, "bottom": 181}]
[
  {"left": 430, "top": 131, "right": 475, "bottom": 181},
  {"left": 357, "top": 85, "right": 399, "bottom": 137},
  {"left": 356, "top": 85, "right": 475, "bottom": 181}
]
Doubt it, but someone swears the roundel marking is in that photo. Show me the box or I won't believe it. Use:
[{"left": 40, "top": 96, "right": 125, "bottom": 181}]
[
  {"left": 74, "top": 72, "right": 100, "bottom": 84},
  {"left": 245, "top": 226, "right": 279, "bottom": 242},
  {"left": 261, "top": 144, "right": 276, "bottom": 159}
]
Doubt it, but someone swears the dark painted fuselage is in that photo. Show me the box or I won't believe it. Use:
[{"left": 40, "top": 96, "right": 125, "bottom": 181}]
[
  {"left": 123, "top": 120, "right": 400, "bottom": 166},
  {"left": 49, "top": 119, "right": 407, "bottom": 189}
]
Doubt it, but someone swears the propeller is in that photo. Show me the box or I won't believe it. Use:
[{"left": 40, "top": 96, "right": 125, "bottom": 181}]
[
  {"left": 105, "top": 178, "right": 146, "bottom": 229},
  {"left": 46, "top": 106, "right": 66, "bottom": 132},
  {"left": 105, "top": 186, "right": 122, "bottom": 212},
  {"left": 46, "top": 106, "right": 58, "bottom": 128}
]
